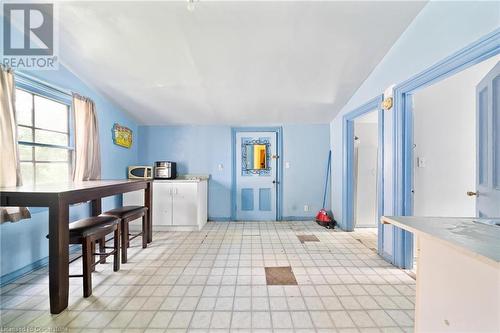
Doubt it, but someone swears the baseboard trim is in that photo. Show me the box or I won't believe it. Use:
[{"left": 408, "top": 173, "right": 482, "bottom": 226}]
[
  {"left": 207, "top": 217, "right": 316, "bottom": 222},
  {"left": 208, "top": 217, "right": 232, "bottom": 222},
  {"left": 0, "top": 245, "right": 80, "bottom": 287},
  {"left": 281, "top": 216, "right": 315, "bottom": 221}
]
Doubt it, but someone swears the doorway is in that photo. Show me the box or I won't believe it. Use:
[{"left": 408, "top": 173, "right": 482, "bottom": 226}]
[
  {"left": 404, "top": 55, "right": 500, "bottom": 273},
  {"left": 342, "top": 95, "right": 385, "bottom": 257},
  {"left": 353, "top": 111, "right": 379, "bottom": 229},
  {"left": 232, "top": 127, "right": 283, "bottom": 221},
  {"left": 393, "top": 32, "right": 500, "bottom": 268},
  {"left": 352, "top": 111, "right": 380, "bottom": 250},
  {"left": 411, "top": 56, "right": 500, "bottom": 219}
]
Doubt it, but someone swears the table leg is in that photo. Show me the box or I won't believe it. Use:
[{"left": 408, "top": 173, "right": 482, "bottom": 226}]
[
  {"left": 145, "top": 182, "right": 152, "bottom": 243},
  {"left": 91, "top": 199, "right": 106, "bottom": 264},
  {"left": 48, "top": 201, "right": 69, "bottom": 314}
]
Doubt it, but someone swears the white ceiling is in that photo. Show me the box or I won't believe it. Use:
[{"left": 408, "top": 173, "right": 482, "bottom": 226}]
[{"left": 57, "top": 1, "right": 426, "bottom": 125}]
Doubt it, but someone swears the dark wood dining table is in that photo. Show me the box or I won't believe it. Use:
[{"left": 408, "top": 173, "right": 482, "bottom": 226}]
[{"left": 0, "top": 179, "right": 152, "bottom": 314}]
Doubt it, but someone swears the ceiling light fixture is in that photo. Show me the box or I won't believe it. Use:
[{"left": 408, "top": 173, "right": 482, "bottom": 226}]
[{"left": 187, "top": 0, "right": 199, "bottom": 12}]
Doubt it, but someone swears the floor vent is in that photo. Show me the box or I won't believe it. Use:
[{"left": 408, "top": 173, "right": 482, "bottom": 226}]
[
  {"left": 297, "top": 235, "right": 319, "bottom": 243},
  {"left": 265, "top": 266, "right": 298, "bottom": 285}
]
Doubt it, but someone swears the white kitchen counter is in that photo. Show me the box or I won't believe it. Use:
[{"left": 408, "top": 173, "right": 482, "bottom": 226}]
[
  {"left": 154, "top": 174, "right": 210, "bottom": 183},
  {"left": 382, "top": 216, "right": 500, "bottom": 333},
  {"left": 154, "top": 179, "right": 205, "bottom": 183},
  {"left": 124, "top": 177, "right": 208, "bottom": 231},
  {"left": 382, "top": 216, "right": 500, "bottom": 266}
]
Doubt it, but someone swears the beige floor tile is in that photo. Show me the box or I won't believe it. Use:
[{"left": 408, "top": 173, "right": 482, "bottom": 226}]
[
  {"left": 0, "top": 222, "right": 414, "bottom": 332},
  {"left": 148, "top": 311, "right": 174, "bottom": 328}
]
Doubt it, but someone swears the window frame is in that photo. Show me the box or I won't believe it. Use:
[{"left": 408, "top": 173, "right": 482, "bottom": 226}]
[{"left": 15, "top": 72, "right": 74, "bottom": 185}]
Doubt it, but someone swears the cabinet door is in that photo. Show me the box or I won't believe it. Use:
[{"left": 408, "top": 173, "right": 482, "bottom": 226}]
[
  {"left": 152, "top": 182, "right": 173, "bottom": 225},
  {"left": 172, "top": 183, "right": 198, "bottom": 226}
]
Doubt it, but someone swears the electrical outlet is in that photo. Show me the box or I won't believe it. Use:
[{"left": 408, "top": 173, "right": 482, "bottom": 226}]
[
  {"left": 417, "top": 157, "right": 426, "bottom": 168},
  {"left": 218, "top": 164, "right": 224, "bottom": 171},
  {"left": 285, "top": 161, "right": 290, "bottom": 169},
  {"left": 304, "top": 205, "right": 309, "bottom": 212}
]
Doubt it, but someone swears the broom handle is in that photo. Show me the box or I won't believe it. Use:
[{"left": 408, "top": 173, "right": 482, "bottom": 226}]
[{"left": 322, "top": 150, "right": 332, "bottom": 209}]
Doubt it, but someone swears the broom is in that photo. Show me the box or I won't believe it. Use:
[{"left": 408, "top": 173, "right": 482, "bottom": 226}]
[{"left": 316, "top": 150, "right": 335, "bottom": 228}]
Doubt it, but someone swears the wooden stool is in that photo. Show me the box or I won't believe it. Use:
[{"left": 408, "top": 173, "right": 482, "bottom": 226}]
[
  {"left": 101, "top": 206, "right": 148, "bottom": 263},
  {"left": 68, "top": 216, "right": 120, "bottom": 297}
]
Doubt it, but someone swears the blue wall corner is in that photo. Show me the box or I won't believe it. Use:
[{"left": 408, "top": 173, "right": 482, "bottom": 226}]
[{"left": 1, "top": 65, "right": 140, "bottom": 280}]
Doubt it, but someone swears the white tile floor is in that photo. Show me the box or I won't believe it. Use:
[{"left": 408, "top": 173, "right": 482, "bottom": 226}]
[{"left": 0, "top": 221, "right": 415, "bottom": 332}]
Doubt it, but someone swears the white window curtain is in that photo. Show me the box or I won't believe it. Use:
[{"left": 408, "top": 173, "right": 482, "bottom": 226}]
[
  {"left": 0, "top": 66, "right": 31, "bottom": 223},
  {"left": 72, "top": 94, "right": 101, "bottom": 181}
]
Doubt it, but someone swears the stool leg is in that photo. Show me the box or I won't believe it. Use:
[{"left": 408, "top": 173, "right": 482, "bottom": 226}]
[
  {"left": 127, "top": 222, "right": 130, "bottom": 248},
  {"left": 142, "top": 215, "right": 148, "bottom": 249},
  {"left": 113, "top": 227, "right": 120, "bottom": 272},
  {"left": 91, "top": 241, "right": 96, "bottom": 272},
  {"left": 99, "top": 238, "right": 106, "bottom": 264},
  {"left": 121, "top": 220, "right": 128, "bottom": 264},
  {"left": 82, "top": 237, "right": 93, "bottom": 297}
]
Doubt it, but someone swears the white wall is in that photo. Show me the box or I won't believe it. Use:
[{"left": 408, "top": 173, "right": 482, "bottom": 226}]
[
  {"left": 354, "top": 121, "right": 378, "bottom": 227},
  {"left": 330, "top": 1, "right": 500, "bottom": 231},
  {"left": 413, "top": 56, "right": 499, "bottom": 217}
]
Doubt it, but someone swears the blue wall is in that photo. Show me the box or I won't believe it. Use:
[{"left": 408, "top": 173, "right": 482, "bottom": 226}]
[
  {"left": 138, "top": 124, "right": 331, "bottom": 220},
  {"left": 0, "top": 65, "right": 139, "bottom": 283},
  {"left": 282, "top": 124, "right": 331, "bottom": 219},
  {"left": 138, "top": 125, "right": 232, "bottom": 219},
  {"left": 330, "top": 1, "right": 500, "bottom": 227}
]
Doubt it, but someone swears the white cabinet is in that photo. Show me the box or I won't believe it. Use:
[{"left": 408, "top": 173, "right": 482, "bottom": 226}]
[
  {"left": 171, "top": 183, "right": 198, "bottom": 226},
  {"left": 152, "top": 181, "right": 173, "bottom": 226},
  {"left": 124, "top": 180, "right": 208, "bottom": 231}
]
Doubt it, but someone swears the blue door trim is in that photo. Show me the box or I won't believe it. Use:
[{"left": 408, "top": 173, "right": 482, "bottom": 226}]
[
  {"left": 392, "top": 28, "right": 500, "bottom": 269},
  {"left": 342, "top": 95, "right": 387, "bottom": 259},
  {"left": 231, "top": 127, "right": 283, "bottom": 221}
]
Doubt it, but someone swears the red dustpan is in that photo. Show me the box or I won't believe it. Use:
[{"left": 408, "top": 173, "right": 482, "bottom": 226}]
[{"left": 316, "top": 208, "right": 332, "bottom": 224}]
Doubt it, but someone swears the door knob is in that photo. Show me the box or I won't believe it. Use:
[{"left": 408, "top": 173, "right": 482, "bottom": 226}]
[
  {"left": 272, "top": 180, "right": 280, "bottom": 184},
  {"left": 467, "top": 191, "right": 478, "bottom": 196}
]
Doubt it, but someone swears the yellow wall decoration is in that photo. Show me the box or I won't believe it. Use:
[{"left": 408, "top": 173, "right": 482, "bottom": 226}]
[{"left": 112, "top": 123, "right": 133, "bottom": 148}]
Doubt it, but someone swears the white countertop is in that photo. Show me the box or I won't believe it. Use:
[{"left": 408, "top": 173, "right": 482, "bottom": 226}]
[
  {"left": 154, "top": 179, "right": 205, "bottom": 183},
  {"left": 154, "top": 174, "right": 209, "bottom": 183},
  {"left": 381, "top": 216, "right": 500, "bottom": 266}
]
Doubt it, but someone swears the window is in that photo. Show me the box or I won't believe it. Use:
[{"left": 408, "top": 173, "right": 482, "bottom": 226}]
[{"left": 16, "top": 88, "right": 73, "bottom": 185}]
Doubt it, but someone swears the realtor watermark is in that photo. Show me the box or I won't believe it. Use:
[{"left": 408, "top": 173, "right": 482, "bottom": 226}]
[
  {"left": 0, "top": 327, "right": 68, "bottom": 332},
  {"left": 1, "top": 1, "right": 59, "bottom": 70}
]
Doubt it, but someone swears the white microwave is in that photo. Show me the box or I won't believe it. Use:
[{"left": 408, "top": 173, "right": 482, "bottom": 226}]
[{"left": 128, "top": 166, "right": 153, "bottom": 179}]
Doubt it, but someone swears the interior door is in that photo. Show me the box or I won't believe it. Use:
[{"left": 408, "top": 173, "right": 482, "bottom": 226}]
[
  {"left": 172, "top": 183, "right": 198, "bottom": 226},
  {"left": 476, "top": 61, "right": 500, "bottom": 217},
  {"left": 236, "top": 131, "right": 277, "bottom": 220}
]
